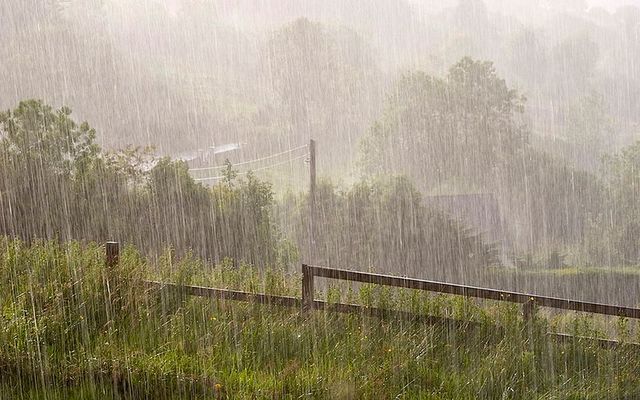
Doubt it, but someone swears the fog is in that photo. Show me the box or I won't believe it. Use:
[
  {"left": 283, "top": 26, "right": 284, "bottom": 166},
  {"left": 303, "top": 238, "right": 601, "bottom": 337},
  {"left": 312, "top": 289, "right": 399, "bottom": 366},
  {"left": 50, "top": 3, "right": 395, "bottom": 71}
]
[
  {"left": 4, "top": 0, "right": 640, "bottom": 397},
  {"left": 3, "top": 0, "right": 638, "bottom": 158}
]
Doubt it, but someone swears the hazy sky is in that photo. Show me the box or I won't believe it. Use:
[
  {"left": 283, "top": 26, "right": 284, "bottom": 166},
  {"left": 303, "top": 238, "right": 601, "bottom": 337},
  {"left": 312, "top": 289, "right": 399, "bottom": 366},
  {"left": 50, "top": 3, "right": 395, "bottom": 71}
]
[
  {"left": 158, "top": 0, "right": 640, "bottom": 16},
  {"left": 587, "top": 0, "right": 640, "bottom": 10}
]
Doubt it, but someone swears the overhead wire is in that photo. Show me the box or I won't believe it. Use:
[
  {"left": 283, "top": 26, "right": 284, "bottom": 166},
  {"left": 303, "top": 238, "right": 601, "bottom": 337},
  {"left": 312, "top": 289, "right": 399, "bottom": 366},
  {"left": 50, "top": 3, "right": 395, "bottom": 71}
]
[
  {"left": 188, "top": 144, "right": 309, "bottom": 172},
  {"left": 193, "top": 152, "right": 310, "bottom": 182}
]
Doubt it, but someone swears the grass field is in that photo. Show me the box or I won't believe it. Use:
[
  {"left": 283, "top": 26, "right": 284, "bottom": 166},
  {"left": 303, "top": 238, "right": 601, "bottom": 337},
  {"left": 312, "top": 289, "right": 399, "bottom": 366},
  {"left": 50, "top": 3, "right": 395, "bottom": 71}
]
[{"left": 1, "top": 239, "right": 640, "bottom": 399}]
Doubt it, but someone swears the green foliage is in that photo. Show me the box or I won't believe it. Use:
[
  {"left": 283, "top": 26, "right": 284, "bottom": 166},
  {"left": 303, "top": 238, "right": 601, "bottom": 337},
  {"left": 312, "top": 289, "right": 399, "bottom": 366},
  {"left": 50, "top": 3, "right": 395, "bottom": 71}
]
[
  {"left": 513, "top": 247, "right": 567, "bottom": 270},
  {"left": 221, "top": 159, "right": 238, "bottom": 186},
  {"left": 0, "top": 100, "right": 281, "bottom": 267},
  {"left": 589, "top": 140, "right": 640, "bottom": 264},
  {"left": 1, "top": 239, "right": 640, "bottom": 399},
  {"left": 0, "top": 99, "right": 100, "bottom": 176},
  {"left": 361, "top": 58, "right": 605, "bottom": 250},
  {"left": 265, "top": 17, "right": 381, "bottom": 163},
  {"left": 360, "top": 57, "right": 527, "bottom": 184},
  {"left": 555, "top": 92, "right": 617, "bottom": 170},
  {"left": 279, "top": 175, "right": 497, "bottom": 281},
  {"left": 499, "top": 147, "right": 604, "bottom": 247}
]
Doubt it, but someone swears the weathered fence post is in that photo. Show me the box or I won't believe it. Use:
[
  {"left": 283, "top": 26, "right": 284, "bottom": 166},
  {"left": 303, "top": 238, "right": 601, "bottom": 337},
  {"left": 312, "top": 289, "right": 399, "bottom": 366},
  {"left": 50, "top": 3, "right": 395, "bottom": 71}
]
[
  {"left": 106, "top": 241, "right": 120, "bottom": 272},
  {"left": 523, "top": 298, "right": 535, "bottom": 335},
  {"left": 105, "top": 241, "right": 120, "bottom": 321},
  {"left": 302, "top": 264, "right": 315, "bottom": 313}
]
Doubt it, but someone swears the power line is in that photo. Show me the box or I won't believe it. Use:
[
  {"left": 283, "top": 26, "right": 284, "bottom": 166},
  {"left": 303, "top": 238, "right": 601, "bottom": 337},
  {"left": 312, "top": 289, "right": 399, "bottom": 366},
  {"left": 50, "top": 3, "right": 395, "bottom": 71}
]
[
  {"left": 189, "top": 144, "right": 309, "bottom": 172},
  {"left": 193, "top": 153, "right": 310, "bottom": 182},
  {"left": 251, "top": 153, "right": 309, "bottom": 172}
]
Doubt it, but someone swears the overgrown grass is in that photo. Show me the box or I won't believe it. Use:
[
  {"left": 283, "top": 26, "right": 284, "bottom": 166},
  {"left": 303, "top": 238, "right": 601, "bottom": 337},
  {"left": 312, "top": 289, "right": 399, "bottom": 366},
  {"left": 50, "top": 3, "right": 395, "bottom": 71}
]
[{"left": 1, "top": 239, "right": 640, "bottom": 399}]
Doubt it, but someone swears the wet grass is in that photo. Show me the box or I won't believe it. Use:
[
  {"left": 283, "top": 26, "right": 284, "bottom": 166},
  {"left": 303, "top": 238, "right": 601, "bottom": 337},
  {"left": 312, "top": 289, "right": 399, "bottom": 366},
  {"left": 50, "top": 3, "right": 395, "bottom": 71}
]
[
  {"left": 1, "top": 239, "right": 640, "bottom": 399},
  {"left": 509, "top": 266, "right": 640, "bottom": 276}
]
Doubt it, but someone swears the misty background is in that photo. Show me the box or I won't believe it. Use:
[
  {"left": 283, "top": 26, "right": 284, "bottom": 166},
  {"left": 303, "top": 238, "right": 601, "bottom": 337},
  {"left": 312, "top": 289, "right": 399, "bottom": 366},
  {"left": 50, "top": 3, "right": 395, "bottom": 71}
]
[
  {"left": 3, "top": 0, "right": 640, "bottom": 290},
  {"left": 4, "top": 0, "right": 639, "bottom": 159}
]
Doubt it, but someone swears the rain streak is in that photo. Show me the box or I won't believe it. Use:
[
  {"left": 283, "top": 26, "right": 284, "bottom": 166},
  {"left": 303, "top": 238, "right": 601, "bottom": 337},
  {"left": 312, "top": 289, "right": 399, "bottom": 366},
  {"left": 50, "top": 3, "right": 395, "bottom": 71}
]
[{"left": 2, "top": 0, "right": 640, "bottom": 398}]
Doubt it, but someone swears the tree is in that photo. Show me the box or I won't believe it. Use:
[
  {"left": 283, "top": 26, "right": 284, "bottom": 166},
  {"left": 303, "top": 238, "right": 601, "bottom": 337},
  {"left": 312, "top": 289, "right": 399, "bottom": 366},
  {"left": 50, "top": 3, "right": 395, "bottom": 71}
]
[
  {"left": 0, "top": 100, "right": 280, "bottom": 266},
  {"left": 360, "top": 57, "right": 527, "bottom": 186},
  {"left": 599, "top": 141, "right": 640, "bottom": 264},
  {"left": 265, "top": 18, "right": 380, "bottom": 160},
  {"left": 563, "top": 92, "right": 615, "bottom": 170},
  {"left": 507, "top": 29, "right": 548, "bottom": 87},
  {"left": 0, "top": 100, "right": 103, "bottom": 240},
  {"left": 0, "top": 99, "right": 100, "bottom": 176},
  {"left": 360, "top": 59, "right": 604, "bottom": 250},
  {"left": 548, "top": 33, "right": 599, "bottom": 99},
  {"left": 278, "top": 176, "right": 496, "bottom": 281}
]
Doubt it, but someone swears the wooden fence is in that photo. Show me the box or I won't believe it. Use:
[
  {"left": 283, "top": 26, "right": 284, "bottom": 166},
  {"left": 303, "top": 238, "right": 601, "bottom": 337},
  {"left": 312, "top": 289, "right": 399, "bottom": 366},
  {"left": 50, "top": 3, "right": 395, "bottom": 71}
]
[
  {"left": 301, "top": 264, "right": 640, "bottom": 319},
  {"left": 105, "top": 242, "right": 639, "bottom": 347}
]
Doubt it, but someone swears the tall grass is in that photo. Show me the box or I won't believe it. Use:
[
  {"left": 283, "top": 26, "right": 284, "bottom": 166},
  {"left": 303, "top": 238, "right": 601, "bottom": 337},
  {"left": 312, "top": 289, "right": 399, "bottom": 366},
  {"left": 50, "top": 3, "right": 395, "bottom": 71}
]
[{"left": 1, "top": 238, "right": 639, "bottom": 399}]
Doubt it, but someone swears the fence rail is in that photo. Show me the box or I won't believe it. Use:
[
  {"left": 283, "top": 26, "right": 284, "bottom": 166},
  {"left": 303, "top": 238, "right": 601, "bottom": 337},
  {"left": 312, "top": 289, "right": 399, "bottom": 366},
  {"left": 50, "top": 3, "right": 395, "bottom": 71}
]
[
  {"left": 302, "top": 264, "right": 640, "bottom": 320},
  {"left": 144, "top": 280, "right": 301, "bottom": 308},
  {"left": 145, "top": 280, "right": 476, "bottom": 328}
]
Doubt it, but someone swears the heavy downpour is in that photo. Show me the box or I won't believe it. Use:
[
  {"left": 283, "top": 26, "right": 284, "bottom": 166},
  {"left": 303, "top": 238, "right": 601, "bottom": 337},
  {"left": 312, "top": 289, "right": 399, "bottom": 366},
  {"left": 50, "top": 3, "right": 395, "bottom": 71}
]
[{"left": 2, "top": 0, "right": 640, "bottom": 398}]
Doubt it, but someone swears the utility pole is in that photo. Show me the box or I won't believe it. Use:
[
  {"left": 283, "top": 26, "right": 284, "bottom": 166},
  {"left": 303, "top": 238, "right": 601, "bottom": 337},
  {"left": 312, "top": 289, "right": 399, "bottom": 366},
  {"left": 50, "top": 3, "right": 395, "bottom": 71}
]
[
  {"left": 309, "top": 139, "right": 316, "bottom": 207},
  {"left": 309, "top": 139, "right": 317, "bottom": 263}
]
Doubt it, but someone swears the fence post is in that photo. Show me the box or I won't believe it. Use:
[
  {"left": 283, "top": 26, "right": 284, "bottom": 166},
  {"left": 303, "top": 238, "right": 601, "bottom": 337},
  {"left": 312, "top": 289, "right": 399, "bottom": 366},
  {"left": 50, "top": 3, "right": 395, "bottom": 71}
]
[
  {"left": 302, "top": 264, "right": 315, "bottom": 313},
  {"left": 106, "top": 241, "right": 120, "bottom": 272},
  {"left": 523, "top": 298, "right": 535, "bottom": 334},
  {"left": 105, "top": 241, "right": 120, "bottom": 320}
]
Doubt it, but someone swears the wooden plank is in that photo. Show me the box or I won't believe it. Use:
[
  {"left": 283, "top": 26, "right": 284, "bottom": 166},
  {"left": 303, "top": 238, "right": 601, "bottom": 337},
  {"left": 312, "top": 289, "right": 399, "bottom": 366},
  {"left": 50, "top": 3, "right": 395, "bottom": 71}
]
[
  {"left": 141, "top": 280, "right": 640, "bottom": 348},
  {"left": 143, "top": 280, "right": 477, "bottom": 330},
  {"left": 305, "top": 265, "right": 640, "bottom": 319},
  {"left": 144, "top": 281, "right": 302, "bottom": 308}
]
